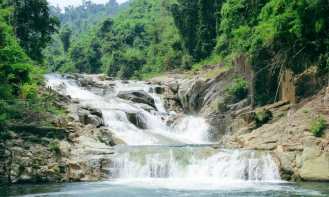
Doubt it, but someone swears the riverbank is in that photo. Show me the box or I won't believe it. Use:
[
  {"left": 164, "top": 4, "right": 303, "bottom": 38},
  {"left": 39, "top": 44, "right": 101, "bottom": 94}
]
[{"left": 148, "top": 63, "right": 329, "bottom": 182}]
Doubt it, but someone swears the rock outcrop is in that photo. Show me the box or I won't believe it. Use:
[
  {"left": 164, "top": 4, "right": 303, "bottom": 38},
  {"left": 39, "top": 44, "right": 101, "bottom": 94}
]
[
  {"left": 117, "top": 90, "right": 157, "bottom": 110},
  {"left": 0, "top": 92, "right": 117, "bottom": 184}
]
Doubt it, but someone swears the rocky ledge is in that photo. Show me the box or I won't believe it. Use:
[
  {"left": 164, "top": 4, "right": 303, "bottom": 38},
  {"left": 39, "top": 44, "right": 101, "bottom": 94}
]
[
  {"left": 149, "top": 62, "right": 329, "bottom": 182},
  {"left": 0, "top": 88, "right": 119, "bottom": 183}
]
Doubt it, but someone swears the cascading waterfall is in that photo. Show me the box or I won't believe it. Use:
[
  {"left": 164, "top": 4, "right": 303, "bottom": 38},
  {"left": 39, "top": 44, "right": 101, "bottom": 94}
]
[
  {"left": 45, "top": 74, "right": 282, "bottom": 189},
  {"left": 109, "top": 147, "right": 280, "bottom": 181}
]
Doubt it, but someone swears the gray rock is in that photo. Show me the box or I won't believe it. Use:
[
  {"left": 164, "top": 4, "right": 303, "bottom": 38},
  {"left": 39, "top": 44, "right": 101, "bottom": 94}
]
[
  {"left": 125, "top": 111, "right": 147, "bottom": 129},
  {"left": 86, "top": 115, "right": 104, "bottom": 128},
  {"left": 117, "top": 90, "right": 157, "bottom": 110},
  {"left": 168, "top": 83, "right": 179, "bottom": 93},
  {"left": 72, "top": 73, "right": 84, "bottom": 79}
]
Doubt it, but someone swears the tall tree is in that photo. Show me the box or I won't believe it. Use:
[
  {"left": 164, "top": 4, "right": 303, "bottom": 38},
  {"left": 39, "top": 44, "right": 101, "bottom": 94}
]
[
  {"left": 59, "top": 27, "right": 73, "bottom": 52},
  {"left": 171, "top": 0, "right": 199, "bottom": 58},
  {"left": 13, "top": 0, "right": 60, "bottom": 63}
]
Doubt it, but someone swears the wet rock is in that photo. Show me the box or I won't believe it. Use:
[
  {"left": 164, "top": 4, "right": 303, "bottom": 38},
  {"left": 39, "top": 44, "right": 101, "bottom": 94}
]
[
  {"left": 223, "top": 142, "right": 241, "bottom": 149},
  {"left": 94, "top": 128, "right": 116, "bottom": 146},
  {"left": 154, "top": 86, "right": 164, "bottom": 94},
  {"left": 125, "top": 111, "right": 147, "bottom": 129},
  {"left": 117, "top": 90, "right": 156, "bottom": 109},
  {"left": 165, "top": 114, "right": 182, "bottom": 127},
  {"left": 65, "top": 75, "right": 76, "bottom": 80}
]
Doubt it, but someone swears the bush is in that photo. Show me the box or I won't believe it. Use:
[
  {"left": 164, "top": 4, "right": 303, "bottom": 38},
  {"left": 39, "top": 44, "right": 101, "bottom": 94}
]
[
  {"left": 217, "top": 94, "right": 227, "bottom": 110},
  {"left": 227, "top": 77, "right": 249, "bottom": 99},
  {"left": 301, "top": 108, "right": 308, "bottom": 114},
  {"left": 48, "top": 140, "right": 59, "bottom": 151},
  {"left": 181, "top": 54, "right": 196, "bottom": 70},
  {"left": 310, "top": 116, "right": 326, "bottom": 137}
]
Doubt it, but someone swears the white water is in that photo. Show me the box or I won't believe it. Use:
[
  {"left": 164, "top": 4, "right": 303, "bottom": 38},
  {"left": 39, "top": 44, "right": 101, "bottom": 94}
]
[
  {"left": 45, "top": 74, "right": 282, "bottom": 192},
  {"left": 45, "top": 74, "right": 211, "bottom": 145}
]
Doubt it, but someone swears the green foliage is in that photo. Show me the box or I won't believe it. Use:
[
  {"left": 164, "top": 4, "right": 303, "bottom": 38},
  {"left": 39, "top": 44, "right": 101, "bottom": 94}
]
[
  {"left": 48, "top": 140, "right": 59, "bottom": 151},
  {"left": 12, "top": 0, "right": 60, "bottom": 63},
  {"left": 45, "top": 0, "right": 131, "bottom": 73},
  {"left": 181, "top": 54, "right": 195, "bottom": 70},
  {"left": 301, "top": 108, "right": 308, "bottom": 114},
  {"left": 59, "top": 28, "right": 73, "bottom": 52},
  {"left": 227, "top": 77, "right": 249, "bottom": 99},
  {"left": 217, "top": 94, "right": 227, "bottom": 110},
  {"left": 44, "top": 0, "right": 329, "bottom": 102},
  {"left": 310, "top": 116, "right": 326, "bottom": 137}
]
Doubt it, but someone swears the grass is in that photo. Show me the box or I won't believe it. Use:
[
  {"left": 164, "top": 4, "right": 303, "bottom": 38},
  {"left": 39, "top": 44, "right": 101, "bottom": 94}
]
[{"left": 192, "top": 54, "right": 222, "bottom": 70}]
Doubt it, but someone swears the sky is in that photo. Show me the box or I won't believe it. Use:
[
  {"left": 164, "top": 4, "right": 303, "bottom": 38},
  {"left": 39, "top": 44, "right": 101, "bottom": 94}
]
[{"left": 48, "top": 0, "right": 129, "bottom": 9}]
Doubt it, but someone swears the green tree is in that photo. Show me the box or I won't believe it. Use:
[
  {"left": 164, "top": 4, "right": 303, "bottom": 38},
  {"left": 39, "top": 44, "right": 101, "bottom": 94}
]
[
  {"left": 13, "top": 0, "right": 60, "bottom": 63},
  {"left": 60, "top": 27, "right": 73, "bottom": 52}
]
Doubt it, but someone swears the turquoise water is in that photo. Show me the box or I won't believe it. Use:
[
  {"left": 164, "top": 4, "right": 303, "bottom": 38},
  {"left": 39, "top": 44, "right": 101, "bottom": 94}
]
[{"left": 1, "top": 181, "right": 329, "bottom": 197}]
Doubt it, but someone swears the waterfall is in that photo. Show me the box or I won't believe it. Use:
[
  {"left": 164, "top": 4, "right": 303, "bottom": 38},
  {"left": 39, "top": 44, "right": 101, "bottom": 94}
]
[
  {"left": 45, "top": 74, "right": 212, "bottom": 145},
  {"left": 45, "top": 74, "right": 281, "bottom": 187},
  {"left": 109, "top": 146, "right": 280, "bottom": 181}
]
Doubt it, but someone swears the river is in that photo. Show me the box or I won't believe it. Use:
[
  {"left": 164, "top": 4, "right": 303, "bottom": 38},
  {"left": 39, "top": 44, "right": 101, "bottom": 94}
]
[{"left": 1, "top": 74, "right": 328, "bottom": 196}]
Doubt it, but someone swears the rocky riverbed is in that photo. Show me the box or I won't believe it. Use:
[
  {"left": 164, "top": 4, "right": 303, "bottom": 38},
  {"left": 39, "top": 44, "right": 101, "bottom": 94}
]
[{"left": 1, "top": 63, "right": 328, "bottom": 183}]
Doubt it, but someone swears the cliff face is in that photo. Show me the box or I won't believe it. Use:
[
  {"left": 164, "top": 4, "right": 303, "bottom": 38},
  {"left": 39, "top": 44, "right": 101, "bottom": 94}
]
[
  {"left": 0, "top": 91, "right": 116, "bottom": 183},
  {"left": 149, "top": 58, "right": 329, "bottom": 181}
]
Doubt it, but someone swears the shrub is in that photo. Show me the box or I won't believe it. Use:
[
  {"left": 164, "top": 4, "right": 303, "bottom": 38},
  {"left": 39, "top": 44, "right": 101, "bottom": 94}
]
[
  {"left": 48, "top": 140, "right": 59, "bottom": 151},
  {"left": 227, "top": 77, "right": 249, "bottom": 99},
  {"left": 217, "top": 94, "right": 227, "bottom": 110},
  {"left": 181, "top": 54, "right": 195, "bottom": 70},
  {"left": 310, "top": 116, "right": 326, "bottom": 137},
  {"left": 301, "top": 108, "right": 308, "bottom": 114}
]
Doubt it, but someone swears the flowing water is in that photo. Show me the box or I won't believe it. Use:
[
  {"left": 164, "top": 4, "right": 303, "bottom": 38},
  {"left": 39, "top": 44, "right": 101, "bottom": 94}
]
[{"left": 3, "top": 74, "right": 329, "bottom": 196}]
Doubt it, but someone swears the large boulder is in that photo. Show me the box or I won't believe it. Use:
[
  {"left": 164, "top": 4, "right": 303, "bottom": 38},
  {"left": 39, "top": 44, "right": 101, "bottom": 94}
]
[
  {"left": 299, "top": 148, "right": 329, "bottom": 181},
  {"left": 125, "top": 111, "right": 147, "bottom": 129},
  {"left": 117, "top": 90, "right": 157, "bottom": 110}
]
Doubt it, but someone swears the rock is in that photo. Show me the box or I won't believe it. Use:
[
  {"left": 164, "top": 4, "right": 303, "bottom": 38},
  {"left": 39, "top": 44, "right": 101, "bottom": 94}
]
[
  {"left": 223, "top": 142, "right": 241, "bottom": 149},
  {"left": 106, "top": 76, "right": 114, "bottom": 81},
  {"left": 86, "top": 107, "right": 102, "bottom": 118},
  {"left": 97, "top": 74, "right": 106, "bottom": 81},
  {"left": 72, "top": 99, "right": 80, "bottom": 104},
  {"left": 72, "top": 73, "right": 84, "bottom": 79},
  {"left": 79, "top": 78, "right": 93, "bottom": 87},
  {"left": 135, "top": 103, "right": 156, "bottom": 112},
  {"left": 65, "top": 75, "right": 76, "bottom": 80},
  {"left": 154, "top": 86, "right": 164, "bottom": 94},
  {"left": 10, "top": 164, "right": 21, "bottom": 182},
  {"left": 299, "top": 148, "right": 329, "bottom": 181},
  {"left": 125, "top": 111, "right": 147, "bottom": 129},
  {"left": 86, "top": 115, "right": 104, "bottom": 128},
  {"left": 117, "top": 90, "right": 157, "bottom": 109},
  {"left": 77, "top": 108, "right": 104, "bottom": 127},
  {"left": 59, "top": 141, "right": 71, "bottom": 157},
  {"left": 165, "top": 114, "right": 182, "bottom": 127},
  {"left": 94, "top": 128, "right": 116, "bottom": 146},
  {"left": 168, "top": 83, "right": 179, "bottom": 93},
  {"left": 112, "top": 136, "right": 126, "bottom": 145}
]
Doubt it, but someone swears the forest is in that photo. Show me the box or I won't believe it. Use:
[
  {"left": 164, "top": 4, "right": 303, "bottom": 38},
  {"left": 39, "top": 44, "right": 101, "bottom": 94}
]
[{"left": 45, "top": 0, "right": 329, "bottom": 82}]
